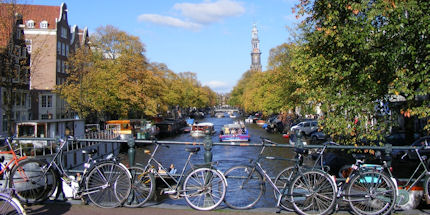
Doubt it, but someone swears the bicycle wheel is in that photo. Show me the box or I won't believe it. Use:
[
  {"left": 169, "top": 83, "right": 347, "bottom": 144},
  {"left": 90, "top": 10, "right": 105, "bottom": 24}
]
[
  {"left": 223, "top": 165, "right": 264, "bottom": 209},
  {"left": 85, "top": 161, "right": 131, "bottom": 208},
  {"left": 273, "top": 166, "right": 295, "bottom": 211},
  {"left": 9, "top": 159, "right": 55, "bottom": 204},
  {"left": 183, "top": 167, "right": 226, "bottom": 211},
  {"left": 0, "top": 193, "right": 25, "bottom": 215},
  {"left": 123, "top": 166, "right": 155, "bottom": 208},
  {"left": 290, "top": 170, "right": 336, "bottom": 215},
  {"left": 346, "top": 170, "right": 396, "bottom": 215}
]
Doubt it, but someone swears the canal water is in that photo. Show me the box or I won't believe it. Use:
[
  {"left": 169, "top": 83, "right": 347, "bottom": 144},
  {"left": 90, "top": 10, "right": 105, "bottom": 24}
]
[{"left": 127, "top": 115, "right": 297, "bottom": 209}]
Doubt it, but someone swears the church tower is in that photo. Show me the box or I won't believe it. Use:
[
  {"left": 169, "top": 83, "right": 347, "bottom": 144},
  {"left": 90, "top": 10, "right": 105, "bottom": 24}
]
[{"left": 250, "top": 24, "right": 262, "bottom": 71}]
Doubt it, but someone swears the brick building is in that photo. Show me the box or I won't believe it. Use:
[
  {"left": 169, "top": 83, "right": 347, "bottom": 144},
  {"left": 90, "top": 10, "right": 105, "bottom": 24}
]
[
  {"left": 17, "top": 3, "right": 89, "bottom": 120},
  {"left": 0, "top": 5, "right": 31, "bottom": 136}
]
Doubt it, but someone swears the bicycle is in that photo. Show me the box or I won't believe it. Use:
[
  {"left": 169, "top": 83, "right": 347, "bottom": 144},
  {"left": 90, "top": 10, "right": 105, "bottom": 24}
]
[
  {"left": 0, "top": 137, "right": 52, "bottom": 204},
  {"left": 395, "top": 146, "right": 430, "bottom": 210},
  {"left": 291, "top": 152, "right": 397, "bottom": 215},
  {"left": 0, "top": 188, "right": 26, "bottom": 215},
  {"left": 0, "top": 138, "right": 30, "bottom": 188},
  {"left": 9, "top": 137, "right": 132, "bottom": 208},
  {"left": 223, "top": 137, "right": 336, "bottom": 214},
  {"left": 124, "top": 140, "right": 227, "bottom": 211}
]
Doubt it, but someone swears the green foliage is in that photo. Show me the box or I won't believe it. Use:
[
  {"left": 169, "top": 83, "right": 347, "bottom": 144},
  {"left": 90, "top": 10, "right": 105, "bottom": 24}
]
[
  {"left": 57, "top": 25, "right": 216, "bottom": 120},
  {"left": 230, "top": 0, "right": 429, "bottom": 145}
]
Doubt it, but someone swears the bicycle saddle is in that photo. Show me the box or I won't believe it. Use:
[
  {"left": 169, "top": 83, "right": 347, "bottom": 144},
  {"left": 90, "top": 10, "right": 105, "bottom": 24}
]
[
  {"left": 185, "top": 147, "right": 200, "bottom": 153},
  {"left": 82, "top": 149, "right": 98, "bottom": 155}
]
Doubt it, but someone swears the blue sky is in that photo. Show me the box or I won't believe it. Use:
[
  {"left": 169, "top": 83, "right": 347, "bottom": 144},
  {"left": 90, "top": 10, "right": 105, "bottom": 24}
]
[{"left": 31, "top": 0, "right": 301, "bottom": 93}]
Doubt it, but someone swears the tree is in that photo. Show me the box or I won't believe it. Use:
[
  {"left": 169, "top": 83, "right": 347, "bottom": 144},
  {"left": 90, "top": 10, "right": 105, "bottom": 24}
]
[
  {"left": 0, "top": 1, "right": 30, "bottom": 136},
  {"left": 57, "top": 25, "right": 163, "bottom": 119},
  {"left": 294, "top": 0, "right": 430, "bottom": 145}
]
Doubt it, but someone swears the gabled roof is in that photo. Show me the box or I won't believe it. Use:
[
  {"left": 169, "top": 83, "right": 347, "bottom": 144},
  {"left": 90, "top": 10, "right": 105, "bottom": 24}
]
[{"left": 20, "top": 4, "right": 61, "bottom": 30}]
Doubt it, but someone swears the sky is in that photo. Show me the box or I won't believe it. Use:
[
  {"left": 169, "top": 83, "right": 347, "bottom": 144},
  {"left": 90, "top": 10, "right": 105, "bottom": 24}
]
[{"left": 30, "top": 0, "right": 302, "bottom": 93}]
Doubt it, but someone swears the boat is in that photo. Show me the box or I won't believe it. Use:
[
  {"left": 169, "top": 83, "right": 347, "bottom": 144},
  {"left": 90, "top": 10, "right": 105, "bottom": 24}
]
[
  {"left": 256, "top": 119, "right": 265, "bottom": 126},
  {"left": 155, "top": 118, "right": 187, "bottom": 137},
  {"left": 190, "top": 122, "right": 215, "bottom": 137},
  {"left": 15, "top": 119, "right": 121, "bottom": 170},
  {"left": 219, "top": 123, "right": 250, "bottom": 142},
  {"left": 105, "top": 119, "right": 158, "bottom": 140},
  {"left": 215, "top": 112, "right": 225, "bottom": 118}
]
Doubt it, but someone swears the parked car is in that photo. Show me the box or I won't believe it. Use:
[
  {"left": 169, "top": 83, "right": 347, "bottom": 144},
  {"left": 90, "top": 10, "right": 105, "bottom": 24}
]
[
  {"left": 310, "top": 131, "right": 329, "bottom": 144},
  {"left": 290, "top": 120, "right": 318, "bottom": 136},
  {"left": 264, "top": 115, "right": 284, "bottom": 133}
]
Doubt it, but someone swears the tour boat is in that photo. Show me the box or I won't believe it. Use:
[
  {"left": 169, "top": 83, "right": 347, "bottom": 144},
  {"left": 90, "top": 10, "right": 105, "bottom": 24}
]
[
  {"left": 219, "top": 122, "right": 250, "bottom": 142},
  {"left": 190, "top": 122, "right": 215, "bottom": 137}
]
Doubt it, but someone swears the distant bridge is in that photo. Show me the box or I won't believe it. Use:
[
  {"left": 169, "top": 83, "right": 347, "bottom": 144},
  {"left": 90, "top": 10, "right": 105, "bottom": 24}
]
[{"left": 214, "top": 107, "right": 240, "bottom": 113}]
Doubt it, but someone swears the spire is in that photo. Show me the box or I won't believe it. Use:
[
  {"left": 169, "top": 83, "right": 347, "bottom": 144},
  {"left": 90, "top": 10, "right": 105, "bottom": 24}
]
[{"left": 250, "top": 24, "right": 262, "bottom": 71}]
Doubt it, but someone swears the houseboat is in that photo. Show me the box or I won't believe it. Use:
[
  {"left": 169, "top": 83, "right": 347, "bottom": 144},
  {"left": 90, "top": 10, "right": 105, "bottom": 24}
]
[
  {"left": 219, "top": 123, "right": 250, "bottom": 142},
  {"left": 190, "top": 122, "right": 215, "bottom": 137},
  {"left": 15, "top": 119, "right": 121, "bottom": 170},
  {"left": 16, "top": 118, "right": 86, "bottom": 148},
  {"left": 155, "top": 118, "right": 187, "bottom": 137},
  {"left": 105, "top": 119, "right": 158, "bottom": 140}
]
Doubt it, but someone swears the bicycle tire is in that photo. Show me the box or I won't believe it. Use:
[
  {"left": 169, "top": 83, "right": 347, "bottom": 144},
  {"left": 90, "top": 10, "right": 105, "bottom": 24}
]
[
  {"left": 85, "top": 161, "right": 131, "bottom": 208},
  {"left": 290, "top": 169, "right": 336, "bottom": 215},
  {"left": 183, "top": 167, "right": 226, "bottom": 211},
  {"left": 0, "top": 192, "right": 26, "bottom": 215},
  {"left": 273, "top": 166, "right": 295, "bottom": 211},
  {"left": 424, "top": 176, "right": 430, "bottom": 209},
  {"left": 346, "top": 170, "right": 396, "bottom": 215},
  {"left": 123, "top": 166, "right": 155, "bottom": 208},
  {"left": 223, "top": 165, "right": 264, "bottom": 209},
  {"left": 9, "top": 159, "right": 54, "bottom": 204}
]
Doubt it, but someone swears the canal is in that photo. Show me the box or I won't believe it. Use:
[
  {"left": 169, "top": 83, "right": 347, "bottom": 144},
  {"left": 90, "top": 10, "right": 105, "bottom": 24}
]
[{"left": 126, "top": 114, "right": 298, "bottom": 209}]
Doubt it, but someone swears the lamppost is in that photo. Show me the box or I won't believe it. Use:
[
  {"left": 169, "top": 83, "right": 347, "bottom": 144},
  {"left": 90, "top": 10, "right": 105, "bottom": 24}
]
[{"left": 203, "top": 129, "right": 212, "bottom": 164}]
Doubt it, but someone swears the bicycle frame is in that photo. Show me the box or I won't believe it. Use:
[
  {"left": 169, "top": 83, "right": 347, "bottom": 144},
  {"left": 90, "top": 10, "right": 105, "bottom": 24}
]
[
  {"left": 398, "top": 148, "right": 430, "bottom": 193},
  {"left": 0, "top": 139, "right": 28, "bottom": 177},
  {"left": 42, "top": 139, "right": 116, "bottom": 198},
  {"left": 140, "top": 144, "right": 197, "bottom": 193}
]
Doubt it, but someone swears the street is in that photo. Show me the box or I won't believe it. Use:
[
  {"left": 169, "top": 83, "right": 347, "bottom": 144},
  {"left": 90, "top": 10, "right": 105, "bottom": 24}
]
[{"left": 24, "top": 199, "right": 430, "bottom": 215}]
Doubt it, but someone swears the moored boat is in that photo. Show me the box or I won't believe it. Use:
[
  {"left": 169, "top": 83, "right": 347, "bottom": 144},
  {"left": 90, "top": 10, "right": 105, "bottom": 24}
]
[
  {"left": 215, "top": 112, "right": 225, "bottom": 118},
  {"left": 190, "top": 122, "right": 215, "bottom": 137},
  {"left": 219, "top": 123, "right": 250, "bottom": 142}
]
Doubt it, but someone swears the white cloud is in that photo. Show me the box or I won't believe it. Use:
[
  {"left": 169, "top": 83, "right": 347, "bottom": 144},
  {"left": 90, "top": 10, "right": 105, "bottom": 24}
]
[
  {"left": 204, "top": 81, "right": 231, "bottom": 93},
  {"left": 174, "top": 0, "right": 245, "bottom": 24},
  {"left": 137, "top": 14, "right": 202, "bottom": 30}
]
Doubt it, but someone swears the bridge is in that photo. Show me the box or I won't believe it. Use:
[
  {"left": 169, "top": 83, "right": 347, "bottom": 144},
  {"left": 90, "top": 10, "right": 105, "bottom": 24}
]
[{"left": 214, "top": 107, "right": 240, "bottom": 113}]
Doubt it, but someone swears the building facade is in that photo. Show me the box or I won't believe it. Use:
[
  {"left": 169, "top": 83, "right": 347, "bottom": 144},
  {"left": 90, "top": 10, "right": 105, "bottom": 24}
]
[
  {"left": 0, "top": 8, "right": 31, "bottom": 136},
  {"left": 18, "top": 3, "right": 88, "bottom": 120},
  {"left": 250, "top": 24, "right": 262, "bottom": 71}
]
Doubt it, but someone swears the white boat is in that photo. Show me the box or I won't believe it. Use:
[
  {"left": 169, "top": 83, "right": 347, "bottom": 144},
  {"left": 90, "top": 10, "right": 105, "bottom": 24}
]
[
  {"left": 215, "top": 112, "right": 225, "bottom": 118},
  {"left": 190, "top": 122, "right": 215, "bottom": 137}
]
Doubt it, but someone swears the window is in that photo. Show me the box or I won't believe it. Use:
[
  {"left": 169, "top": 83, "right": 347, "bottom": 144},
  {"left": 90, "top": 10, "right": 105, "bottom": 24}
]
[
  {"left": 57, "top": 41, "right": 61, "bottom": 54},
  {"left": 41, "top": 95, "right": 52, "bottom": 108},
  {"left": 61, "top": 27, "right": 68, "bottom": 39},
  {"left": 40, "top": 20, "right": 48, "bottom": 29},
  {"left": 56, "top": 59, "right": 60, "bottom": 73},
  {"left": 26, "top": 20, "right": 34, "bottom": 28},
  {"left": 65, "top": 45, "right": 69, "bottom": 57},
  {"left": 62, "top": 43, "right": 65, "bottom": 56},
  {"left": 41, "top": 114, "right": 49, "bottom": 120},
  {"left": 25, "top": 39, "right": 32, "bottom": 53}
]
